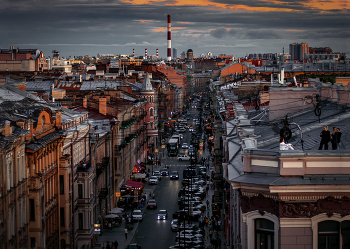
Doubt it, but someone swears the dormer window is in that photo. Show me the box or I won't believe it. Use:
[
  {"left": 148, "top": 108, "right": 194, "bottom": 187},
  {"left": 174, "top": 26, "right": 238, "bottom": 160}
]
[{"left": 41, "top": 116, "right": 45, "bottom": 127}]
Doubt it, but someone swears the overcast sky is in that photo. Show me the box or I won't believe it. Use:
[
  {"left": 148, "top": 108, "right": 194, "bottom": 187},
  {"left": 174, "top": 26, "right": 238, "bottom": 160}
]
[{"left": 0, "top": 0, "right": 349, "bottom": 58}]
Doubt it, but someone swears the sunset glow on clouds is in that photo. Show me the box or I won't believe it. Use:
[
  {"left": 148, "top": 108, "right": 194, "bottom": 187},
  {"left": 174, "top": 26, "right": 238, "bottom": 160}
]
[
  {"left": 120, "top": 0, "right": 350, "bottom": 12},
  {"left": 0, "top": 0, "right": 348, "bottom": 57},
  {"left": 152, "top": 27, "right": 186, "bottom": 32}
]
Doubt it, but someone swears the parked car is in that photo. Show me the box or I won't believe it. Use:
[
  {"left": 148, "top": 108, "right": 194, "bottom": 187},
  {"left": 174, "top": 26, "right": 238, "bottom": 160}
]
[
  {"left": 171, "top": 219, "right": 179, "bottom": 231},
  {"left": 126, "top": 243, "right": 142, "bottom": 249},
  {"left": 170, "top": 171, "right": 179, "bottom": 180},
  {"left": 153, "top": 171, "right": 161, "bottom": 180},
  {"left": 132, "top": 210, "right": 143, "bottom": 222},
  {"left": 147, "top": 200, "right": 157, "bottom": 209},
  {"left": 149, "top": 176, "right": 158, "bottom": 185},
  {"left": 161, "top": 168, "right": 169, "bottom": 176},
  {"left": 177, "top": 154, "right": 190, "bottom": 161},
  {"left": 157, "top": 210, "right": 168, "bottom": 220}
]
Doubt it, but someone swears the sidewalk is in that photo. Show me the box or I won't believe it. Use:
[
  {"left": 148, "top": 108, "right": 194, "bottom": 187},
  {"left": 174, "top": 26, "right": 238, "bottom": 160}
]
[{"left": 92, "top": 213, "right": 140, "bottom": 249}]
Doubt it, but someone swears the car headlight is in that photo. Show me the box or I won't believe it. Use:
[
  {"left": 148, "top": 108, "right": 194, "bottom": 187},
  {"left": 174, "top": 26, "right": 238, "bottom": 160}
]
[{"left": 158, "top": 216, "right": 160, "bottom": 219}]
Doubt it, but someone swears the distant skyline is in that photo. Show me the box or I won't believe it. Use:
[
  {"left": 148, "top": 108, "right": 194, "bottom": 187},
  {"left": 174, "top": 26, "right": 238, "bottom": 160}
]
[{"left": 0, "top": 0, "right": 349, "bottom": 58}]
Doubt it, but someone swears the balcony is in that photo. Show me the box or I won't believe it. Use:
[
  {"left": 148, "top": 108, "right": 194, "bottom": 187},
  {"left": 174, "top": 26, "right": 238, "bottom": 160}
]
[
  {"left": 45, "top": 195, "right": 57, "bottom": 216},
  {"left": 99, "top": 188, "right": 108, "bottom": 198},
  {"left": 77, "top": 198, "right": 94, "bottom": 205}
]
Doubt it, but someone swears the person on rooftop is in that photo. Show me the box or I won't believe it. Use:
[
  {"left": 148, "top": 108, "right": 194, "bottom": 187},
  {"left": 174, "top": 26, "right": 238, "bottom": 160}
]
[
  {"left": 319, "top": 125, "right": 331, "bottom": 150},
  {"left": 280, "top": 137, "right": 294, "bottom": 150}
]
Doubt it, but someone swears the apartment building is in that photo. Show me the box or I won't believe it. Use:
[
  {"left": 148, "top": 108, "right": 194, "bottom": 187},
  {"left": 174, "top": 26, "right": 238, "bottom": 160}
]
[{"left": 220, "top": 79, "right": 350, "bottom": 248}]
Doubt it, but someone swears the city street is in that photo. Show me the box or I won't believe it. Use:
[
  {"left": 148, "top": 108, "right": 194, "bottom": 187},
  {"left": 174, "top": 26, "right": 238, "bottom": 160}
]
[{"left": 130, "top": 115, "right": 196, "bottom": 249}]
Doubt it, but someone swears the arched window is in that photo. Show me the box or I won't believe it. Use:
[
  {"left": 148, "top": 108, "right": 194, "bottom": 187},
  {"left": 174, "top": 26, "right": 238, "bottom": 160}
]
[
  {"left": 317, "top": 220, "right": 350, "bottom": 249},
  {"left": 255, "top": 218, "right": 274, "bottom": 249},
  {"left": 41, "top": 115, "right": 45, "bottom": 127},
  {"left": 149, "top": 108, "right": 153, "bottom": 117}
]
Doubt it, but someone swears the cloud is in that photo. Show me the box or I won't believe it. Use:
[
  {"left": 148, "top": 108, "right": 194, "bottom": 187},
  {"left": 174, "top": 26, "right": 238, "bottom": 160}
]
[
  {"left": 138, "top": 20, "right": 155, "bottom": 23},
  {"left": 152, "top": 27, "right": 186, "bottom": 32}
]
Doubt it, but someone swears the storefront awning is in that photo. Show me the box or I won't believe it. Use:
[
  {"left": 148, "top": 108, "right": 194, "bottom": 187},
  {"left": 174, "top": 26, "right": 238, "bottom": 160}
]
[{"left": 124, "top": 180, "right": 144, "bottom": 189}]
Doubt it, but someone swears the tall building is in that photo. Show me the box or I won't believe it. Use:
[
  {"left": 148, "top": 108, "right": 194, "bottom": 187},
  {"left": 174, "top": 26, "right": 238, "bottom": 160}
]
[
  {"left": 173, "top": 48, "right": 177, "bottom": 59},
  {"left": 289, "top": 42, "right": 309, "bottom": 61}
]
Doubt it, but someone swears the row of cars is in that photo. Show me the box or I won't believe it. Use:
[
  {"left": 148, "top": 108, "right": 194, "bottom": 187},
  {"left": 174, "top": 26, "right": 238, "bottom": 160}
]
[
  {"left": 170, "top": 221, "right": 206, "bottom": 248},
  {"left": 149, "top": 169, "right": 179, "bottom": 184}
]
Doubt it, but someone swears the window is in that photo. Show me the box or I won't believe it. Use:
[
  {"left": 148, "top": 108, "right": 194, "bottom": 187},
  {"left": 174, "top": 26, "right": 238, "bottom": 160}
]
[
  {"left": 60, "top": 208, "right": 65, "bottom": 226},
  {"left": 29, "top": 199, "right": 35, "bottom": 220},
  {"left": 78, "top": 184, "right": 83, "bottom": 199},
  {"left": 41, "top": 115, "right": 45, "bottom": 127},
  {"left": 255, "top": 218, "right": 274, "bottom": 249},
  {"left": 318, "top": 220, "right": 350, "bottom": 249},
  {"left": 59, "top": 175, "right": 64, "bottom": 194},
  {"left": 149, "top": 108, "right": 153, "bottom": 117},
  {"left": 61, "top": 239, "right": 66, "bottom": 249},
  {"left": 31, "top": 237, "right": 36, "bottom": 249},
  {"left": 78, "top": 213, "right": 83, "bottom": 229}
]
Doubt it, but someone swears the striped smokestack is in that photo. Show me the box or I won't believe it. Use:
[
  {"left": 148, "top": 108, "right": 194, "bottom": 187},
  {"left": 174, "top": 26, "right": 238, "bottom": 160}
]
[
  {"left": 133, "top": 48, "right": 135, "bottom": 57},
  {"left": 167, "top": 15, "right": 171, "bottom": 61},
  {"left": 145, "top": 48, "right": 147, "bottom": 57},
  {"left": 156, "top": 48, "right": 159, "bottom": 57}
]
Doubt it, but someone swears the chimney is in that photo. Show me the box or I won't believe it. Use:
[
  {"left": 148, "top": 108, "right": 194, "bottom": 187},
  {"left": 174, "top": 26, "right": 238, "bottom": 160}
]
[
  {"left": 167, "top": 15, "right": 171, "bottom": 61},
  {"left": 133, "top": 48, "right": 135, "bottom": 57},
  {"left": 83, "top": 97, "right": 88, "bottom": 108},
  {"left": 0, "top": 77, "right": 6, "bottom": 85},
  {"left": 157, "top": 48, "right": 159, "bottom": 57},
  {"left": 145, "top": 48, "right": 147, "bottom": 58},
  {"left": 99, "top": 97, "right": 107, "bottom": 116},
  {"left": 123, "top": 78, "right": 127, "bottom": 85}
]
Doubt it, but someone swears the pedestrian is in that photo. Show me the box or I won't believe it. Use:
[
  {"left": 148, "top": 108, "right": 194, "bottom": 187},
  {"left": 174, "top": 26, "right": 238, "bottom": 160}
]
[
  {"left": 114, "top": 240, "right": 118, "bottom": 249},
  {"left": 218, "top": 237, "right": 222, "bottom": 249},
  {"left": 331, "top": 127, "right": 338, "bottom": 150},
  {"left": 217, "top": 219, "right": 221, "bottom": 231},
  {"left": 106, "top": 242, "right": 111, "bottom": 249},
  {"left": 318, "top": 126, "right": 331, "bottom": 150},
  {"left": 124, "top": 227, "right": 128, "bottom": 239},
  {"left": 336, "top": 128, "right": 342, "bottom": 149},
  {"left": 206, "top": 199, "right": 210, "bottom": 208}
]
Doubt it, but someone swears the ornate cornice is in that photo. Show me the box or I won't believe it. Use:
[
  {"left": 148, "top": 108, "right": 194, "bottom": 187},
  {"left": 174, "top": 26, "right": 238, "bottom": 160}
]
[{"left": 279, "top": 196, "right": 350, "bottom": 218}]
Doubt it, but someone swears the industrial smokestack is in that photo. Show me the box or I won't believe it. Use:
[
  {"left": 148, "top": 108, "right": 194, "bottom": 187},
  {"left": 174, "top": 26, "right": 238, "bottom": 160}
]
[
  {"left": 167, "top": 15, "right": 171, "bottom": 61},
  {"left": 156, "top": 48, "right": 159, "bottom": 57},
  {"left": 145, "top": 48, "right": 147, "bottom": 58},
  {"left": 133, "top": 48, "right": 135, "bottom": 57}
]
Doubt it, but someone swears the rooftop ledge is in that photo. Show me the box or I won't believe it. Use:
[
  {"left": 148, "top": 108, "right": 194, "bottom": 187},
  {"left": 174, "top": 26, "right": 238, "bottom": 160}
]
[{"left": 242, "top": 148, "right": 350, "bottom": 176}]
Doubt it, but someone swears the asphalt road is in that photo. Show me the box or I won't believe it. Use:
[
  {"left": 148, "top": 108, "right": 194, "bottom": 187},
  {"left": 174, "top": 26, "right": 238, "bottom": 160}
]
[{"left": 130, "top": 109, "right": 198, "bottom": 249}]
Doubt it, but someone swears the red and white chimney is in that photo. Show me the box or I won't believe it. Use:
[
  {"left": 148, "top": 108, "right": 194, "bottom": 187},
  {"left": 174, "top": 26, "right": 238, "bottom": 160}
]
[
  {"left": 167, "top": 15, "right": 171, "bottom": 61},
  {"left": 156, "top": 48, "right": 159, "bottom": 57},
  {"left": 133, "top": 48, "right": 135, "bottom": 57},
  {"left": 145, "top": 48, "right": 147, "bottom": 57}
]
